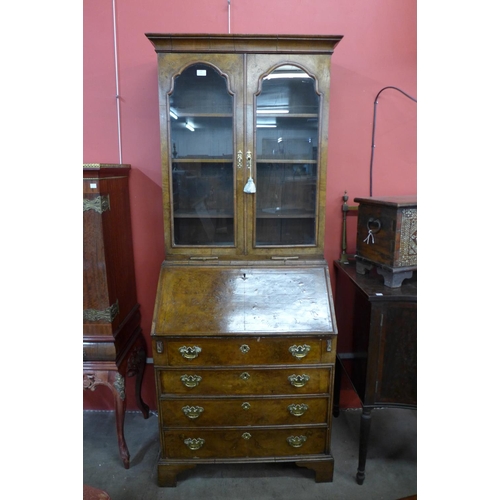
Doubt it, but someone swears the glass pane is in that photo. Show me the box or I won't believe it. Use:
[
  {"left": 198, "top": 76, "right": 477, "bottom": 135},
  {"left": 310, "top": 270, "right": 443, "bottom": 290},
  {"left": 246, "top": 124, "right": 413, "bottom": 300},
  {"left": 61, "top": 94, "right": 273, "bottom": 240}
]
[
  {"left": 169, "top": 64, "right": 234, "bottom": 246},
  {"left": 255, "top": 65, "right": 319, "bottom": 246}
]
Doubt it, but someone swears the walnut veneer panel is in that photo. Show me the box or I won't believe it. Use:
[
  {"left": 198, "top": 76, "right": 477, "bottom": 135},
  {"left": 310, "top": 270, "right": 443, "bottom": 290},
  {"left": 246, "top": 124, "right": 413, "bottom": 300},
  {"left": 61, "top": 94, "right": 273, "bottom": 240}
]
[
  {"left": 157, "top": 367, "right": 332, "bottom": 396},
  {"left": 152, "top": 265, "right": 336, "bottom": 336},
  {"left": 162, "top": 427, "right": 328, "bottom": 459},
  {"left": 159, "top": 397, "right": 330, "bottom": 427},
  {"left": 154, "top": 336, "right": 336, "bottom": 366}
]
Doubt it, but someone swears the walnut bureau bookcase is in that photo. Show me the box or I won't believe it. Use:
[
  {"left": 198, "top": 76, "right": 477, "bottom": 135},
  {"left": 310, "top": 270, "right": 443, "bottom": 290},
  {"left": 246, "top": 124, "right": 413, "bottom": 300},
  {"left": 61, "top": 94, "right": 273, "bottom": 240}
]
[
  {"left": 145, "top": 34, "right": 343, "bottom": 487},
  {"left": 83, "top": 163, "right": 150, "bottom": 468}
]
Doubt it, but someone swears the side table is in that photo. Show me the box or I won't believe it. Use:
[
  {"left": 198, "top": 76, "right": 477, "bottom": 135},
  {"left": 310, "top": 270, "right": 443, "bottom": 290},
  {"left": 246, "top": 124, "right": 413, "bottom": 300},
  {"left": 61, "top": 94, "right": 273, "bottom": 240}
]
[{"left": 333, "top": 260, "right": 416, "bottom": 484}]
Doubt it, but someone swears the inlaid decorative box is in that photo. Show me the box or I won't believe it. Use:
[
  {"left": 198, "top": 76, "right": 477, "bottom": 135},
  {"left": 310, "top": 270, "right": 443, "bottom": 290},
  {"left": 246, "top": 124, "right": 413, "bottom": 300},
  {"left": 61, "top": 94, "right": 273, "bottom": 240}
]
[{"left": 353, "top": 196, "right": 417, "bottom": 287}]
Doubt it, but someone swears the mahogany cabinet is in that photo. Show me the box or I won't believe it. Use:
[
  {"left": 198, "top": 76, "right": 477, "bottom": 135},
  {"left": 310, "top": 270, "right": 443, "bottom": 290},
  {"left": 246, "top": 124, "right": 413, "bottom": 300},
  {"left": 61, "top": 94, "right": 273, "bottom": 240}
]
[
  {"left": 83, "top": 163, "right": 149, "bottom": 468},
  {"left": 333, "top": 259, "right": 416, "bottom": 484},
  {"left": 145, "top": 34, "right": 342, "bottom": 486}
]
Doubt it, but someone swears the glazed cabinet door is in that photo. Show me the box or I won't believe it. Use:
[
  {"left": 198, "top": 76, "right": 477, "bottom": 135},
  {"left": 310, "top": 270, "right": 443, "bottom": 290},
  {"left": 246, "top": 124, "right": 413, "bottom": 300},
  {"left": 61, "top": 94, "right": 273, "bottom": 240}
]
[
  {"left": 155, "top": 50, "right": 332, "bottom": 259},
  {"left": 157, "top": 53, "right": 245, "bottom": 257},
  {"left": 244, "top": 54, "right": 332, "bottom": 257}
]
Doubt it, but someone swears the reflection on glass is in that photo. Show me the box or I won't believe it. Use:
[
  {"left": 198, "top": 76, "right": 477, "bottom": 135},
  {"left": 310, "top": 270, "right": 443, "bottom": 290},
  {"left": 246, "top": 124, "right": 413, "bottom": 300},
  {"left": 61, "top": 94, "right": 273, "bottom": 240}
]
[
  {"left": 168, "top": 64, "right": 234, "bottom": 246},
  {"left": 255, "top": 65, "right": 319, "bottom": 246}
]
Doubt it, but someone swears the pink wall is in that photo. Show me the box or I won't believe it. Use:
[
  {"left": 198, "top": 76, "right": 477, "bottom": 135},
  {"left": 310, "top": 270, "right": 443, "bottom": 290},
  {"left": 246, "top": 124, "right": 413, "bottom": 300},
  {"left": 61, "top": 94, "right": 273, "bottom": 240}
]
[{"left": 83, "top": 0, "right": 416, "bottom": 411}]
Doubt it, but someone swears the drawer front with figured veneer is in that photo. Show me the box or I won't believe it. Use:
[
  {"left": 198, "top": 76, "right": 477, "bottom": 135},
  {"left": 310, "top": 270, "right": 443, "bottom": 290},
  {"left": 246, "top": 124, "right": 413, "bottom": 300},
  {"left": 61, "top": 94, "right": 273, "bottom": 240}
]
[
  {"left": 157, "top": 367, "right": 332, "bottom": 396},
  {"left": 161, "top": 427, "right": 329, "bottom": 459},
  {"left": 153, "top": 336, "right": 336, "bottom": 367},
  {"left": 160, "top": 397, "right": 330, "bottom": 427}
]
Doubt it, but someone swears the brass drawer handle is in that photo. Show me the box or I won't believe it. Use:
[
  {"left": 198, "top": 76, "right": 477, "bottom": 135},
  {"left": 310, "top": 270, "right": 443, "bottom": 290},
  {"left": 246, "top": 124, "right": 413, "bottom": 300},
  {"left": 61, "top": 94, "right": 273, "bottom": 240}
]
[
  {"left": 242, "top": 432, "right": 252, "bottom": 440},
  {"left": 180, "top": 374, "right": 202, "bottom": 388},
  {"left": 288, "top": 374, "right": 310, "bottom": 388},
  {"left": 287, "top": 435, "right": 307, "bottom": 448},
  {"left": 240, "top": 372, "right": 251, "bottom": 381},
  {"left": 240, "top": 344, "right": 250, "bottom": 354},
  {"left": 289, "top": 344, "right": 311, "bottom": 359},
  {"left": 182, "top": 405, "right": 204, "bottom": 419},
  {"left": 184, "top": 438, "right": 205, "bottom": 451},
  {"left": 242, "top": 402, "right": 251, "bottom": 410},
  {"left": 288, "top": 403, "right": 309, "bottom": 417},
  {"left": 179, "top": 345, "right": 202, "bottom": 360}
]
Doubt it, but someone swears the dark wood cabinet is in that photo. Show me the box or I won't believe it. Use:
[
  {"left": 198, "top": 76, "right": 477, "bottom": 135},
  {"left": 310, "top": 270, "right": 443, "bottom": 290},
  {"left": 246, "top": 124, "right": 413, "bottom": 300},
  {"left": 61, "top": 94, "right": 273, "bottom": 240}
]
[
  {"left": 145, "top": 34, "right": 343, "bottom": 486},
  {"left": 83, "top": 163, "right": 150, "bottom": 468},
  {"left": 333, "top": 259, "right": 416, "bottom": 484}
]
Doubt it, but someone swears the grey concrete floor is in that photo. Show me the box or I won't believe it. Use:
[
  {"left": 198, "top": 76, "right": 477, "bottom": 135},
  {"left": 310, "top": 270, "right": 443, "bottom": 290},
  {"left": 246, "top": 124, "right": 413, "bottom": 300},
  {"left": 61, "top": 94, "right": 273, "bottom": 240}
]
[{"left": 83, "top": 408, "right": 416, "bottom": 499}]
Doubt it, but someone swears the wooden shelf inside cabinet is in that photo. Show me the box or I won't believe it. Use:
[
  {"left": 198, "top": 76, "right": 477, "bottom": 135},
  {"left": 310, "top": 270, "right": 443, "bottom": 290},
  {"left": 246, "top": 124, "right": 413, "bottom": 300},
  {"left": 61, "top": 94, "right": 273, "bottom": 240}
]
[
  {"left": 256, "top": 209, "right": 315, "bottom": 218},
  {"left": 256, "top": 159, "right": 317, "bottom": 164},
  {"left": 172, "top": 158, "right": 233, "bottom": 162},
  {"left": 174, "top": 211, "right": 234, "bottom": 218}
]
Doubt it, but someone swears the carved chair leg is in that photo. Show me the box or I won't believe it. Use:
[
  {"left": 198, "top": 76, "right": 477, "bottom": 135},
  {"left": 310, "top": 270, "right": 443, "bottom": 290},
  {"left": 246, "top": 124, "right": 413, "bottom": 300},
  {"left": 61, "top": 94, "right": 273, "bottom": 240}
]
[
  {"left": 109, "top": 371, "right": 130, "bottom": 469},
  {"left": 83, "top": 370, "right": 131, "bottom": 469}
]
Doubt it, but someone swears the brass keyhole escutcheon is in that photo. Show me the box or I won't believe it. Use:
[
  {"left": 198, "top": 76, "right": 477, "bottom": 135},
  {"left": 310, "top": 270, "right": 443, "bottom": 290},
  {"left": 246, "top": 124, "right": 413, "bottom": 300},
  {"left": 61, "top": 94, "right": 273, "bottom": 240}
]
[
  {"left": 241, "top": 402, "right": 251, "bottom": 410},
  {"left": 240, "top": 372, "right": 251, "bottom": 381},
  {"left": 240, "top": 344, "right": 250, "bottom": 354},
  {"left": 242, "top": 432, "right": 252, "bottom": 440}
]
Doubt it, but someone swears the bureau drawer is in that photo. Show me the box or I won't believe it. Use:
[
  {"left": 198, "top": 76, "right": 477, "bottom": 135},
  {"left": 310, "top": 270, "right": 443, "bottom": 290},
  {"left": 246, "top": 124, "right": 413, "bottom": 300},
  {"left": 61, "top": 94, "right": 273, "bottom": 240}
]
[
  {"left": 161, "top": 427, "right": 328, "bottom": 459},
  {"left": 153, "top": 336, "right": 336, "bottom": 366},
  {"left": 160, "top": 397, "right": 329, "bottom": 427},
  {"left": 157, "top": 367, "right": 332, "bottom": 396}
]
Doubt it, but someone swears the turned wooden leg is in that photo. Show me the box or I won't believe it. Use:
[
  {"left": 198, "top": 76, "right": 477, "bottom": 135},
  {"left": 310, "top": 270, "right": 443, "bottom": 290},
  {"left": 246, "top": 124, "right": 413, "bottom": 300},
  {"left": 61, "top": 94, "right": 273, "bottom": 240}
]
[
  {"left": 296, "top": 460, "right": 334, "bottom": 482},
  {"left": 157, "top": 464, "right": 196, "bottom": 487},
  {"left": 356, "top": 407, "right": 372, "bottom": 485},
  {"left": 109, "top": 371, "right": 130, "bottom": 469},
  {"left": 127, "top": 334, "right": 150, "bottom": 419}
]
